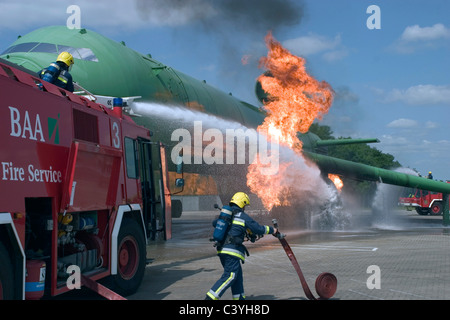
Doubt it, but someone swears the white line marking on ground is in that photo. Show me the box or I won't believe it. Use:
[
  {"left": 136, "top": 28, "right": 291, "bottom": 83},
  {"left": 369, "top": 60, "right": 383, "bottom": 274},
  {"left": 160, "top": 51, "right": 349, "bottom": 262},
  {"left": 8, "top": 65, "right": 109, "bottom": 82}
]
[
  {"left": 293, "top": 244, "right": 379, "bottom": 252},
  {"left": 388, "top": 289, "right": 430, "bottom": 299},
  {"left": 348, "top": 289, "right": 384, "bottom": 300}
]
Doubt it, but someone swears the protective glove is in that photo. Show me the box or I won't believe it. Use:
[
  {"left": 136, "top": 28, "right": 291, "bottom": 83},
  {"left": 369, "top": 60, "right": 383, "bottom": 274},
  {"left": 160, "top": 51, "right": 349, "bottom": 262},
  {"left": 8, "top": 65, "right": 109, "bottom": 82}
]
[{"left": 272, "top": 229, "right": 286, "bottom": 239}]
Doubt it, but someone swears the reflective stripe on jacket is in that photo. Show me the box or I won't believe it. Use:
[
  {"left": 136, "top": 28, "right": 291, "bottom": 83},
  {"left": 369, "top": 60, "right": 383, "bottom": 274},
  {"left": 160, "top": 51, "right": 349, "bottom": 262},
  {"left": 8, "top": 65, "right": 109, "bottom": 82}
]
[
  {"left": 39, "top": 62, "right": 74, "bottom": 92},
  {"left": 214, "top": 205, "right": 274, "bottom": 261}
]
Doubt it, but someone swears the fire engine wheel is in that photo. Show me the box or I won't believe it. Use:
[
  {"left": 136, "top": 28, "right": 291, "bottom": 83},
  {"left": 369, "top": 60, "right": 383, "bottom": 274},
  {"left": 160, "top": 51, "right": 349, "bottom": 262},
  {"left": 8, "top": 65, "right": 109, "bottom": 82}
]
[
  {"left": 416, "top": 208, "right": 429, "bottom": 216},
  {"left": 111, "top": 218, "right": 146, "bottom": 296},
  {"left": 0, "top": 242, "right": 14, "bottom": 300},
  {"left": 430, "top": 202, "right": 443, "bottom": 215},
  {"left": 119, "top": 236, "right": 139, "bottom": 280}
]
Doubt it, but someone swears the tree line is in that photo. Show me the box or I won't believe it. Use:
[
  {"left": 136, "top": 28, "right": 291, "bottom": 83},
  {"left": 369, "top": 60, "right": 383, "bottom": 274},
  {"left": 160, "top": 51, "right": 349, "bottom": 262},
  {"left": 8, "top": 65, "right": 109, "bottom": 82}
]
[{"left": 309, "top": 123, "right": 402, "bottom": 207}]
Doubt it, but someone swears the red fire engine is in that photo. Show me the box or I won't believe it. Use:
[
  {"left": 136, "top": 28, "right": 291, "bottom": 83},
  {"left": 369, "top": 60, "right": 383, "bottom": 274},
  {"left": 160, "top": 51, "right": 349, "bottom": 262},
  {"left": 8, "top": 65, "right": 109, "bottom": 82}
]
[
  {"left": 398, "top": 185, "right": 450, "bottom": 216},
  {"left": 0, "top": 59, "right": 181, "bottom": 299}
]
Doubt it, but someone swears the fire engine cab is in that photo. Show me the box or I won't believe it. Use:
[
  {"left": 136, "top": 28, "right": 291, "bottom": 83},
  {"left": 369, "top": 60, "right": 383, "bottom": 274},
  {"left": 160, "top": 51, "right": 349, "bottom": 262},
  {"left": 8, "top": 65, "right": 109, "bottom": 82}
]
[
  {"left": 0, "top": 58, "right": 181, "bottom": 299},
  {"left": 399, "top": 185, "right": 450, "bottom": 216}
]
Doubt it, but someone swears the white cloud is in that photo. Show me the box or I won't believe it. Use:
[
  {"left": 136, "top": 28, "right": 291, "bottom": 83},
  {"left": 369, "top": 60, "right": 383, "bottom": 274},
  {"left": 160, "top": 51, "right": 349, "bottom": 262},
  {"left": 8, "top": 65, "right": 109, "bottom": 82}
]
[
  {"left": 386, "top": 118, "right": 418, "bottom": 128},
  {"left": 322, "top": 48, "right": 349, "bottom": 62},
  {"left": 283, "top": 33, "right": 339, "bottom": 55},
  {"left": 282, "top": 33, "right": 348, "bottom": 61},
  {"left": 385, "top": 119, "right": 438, "bottom": 131},
  {"left": 418, "top": 139, "right": 450, "bottom": 161},
  {"left": 385, "top": 84, "right": 450, "bottom": 106},
  {"left": 425, "top": 121, "right": 439, "bottom": 129},
  {"left": 379, "top": 118, "right": 447, "bottom": 177},
  {"left": 379, "top": 134, "right": 411, "bottom": 147},
  {"left": 392, "top": 23, "right": 450, "bottom": 53},
  {"left": 401, "top": 23, "right": 450, "bottom": 42},
  {"left": 377, "top": 134, "right": 450, "bottom": 176}
]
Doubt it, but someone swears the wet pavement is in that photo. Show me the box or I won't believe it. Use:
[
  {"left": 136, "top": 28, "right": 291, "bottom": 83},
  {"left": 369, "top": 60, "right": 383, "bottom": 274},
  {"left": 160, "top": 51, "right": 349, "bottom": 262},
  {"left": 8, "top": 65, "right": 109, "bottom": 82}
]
[{"left": 129, "top": 209, "right": 450, "bottom": 300}]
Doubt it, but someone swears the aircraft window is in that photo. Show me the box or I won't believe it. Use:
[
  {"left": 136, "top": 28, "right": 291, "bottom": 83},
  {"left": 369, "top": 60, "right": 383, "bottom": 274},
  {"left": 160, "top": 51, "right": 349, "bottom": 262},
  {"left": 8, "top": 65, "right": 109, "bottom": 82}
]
[
  {"left": 76, "top": 47, "right": 98, "bottom": 62},
  {"left": 31, "top": 43, "right": 57, "bottom": 53},
  {"left": 57, "top": 45, "right": 83, "bottom": 59},
  {"left": 1, "top": 42, "right": 39, "bottom": 54},
  {"left": 57, "top": 45, "right": 98, "bottom": 62},
  {"left": 1, "top": 42, "right": 98, "bottom": 62}
]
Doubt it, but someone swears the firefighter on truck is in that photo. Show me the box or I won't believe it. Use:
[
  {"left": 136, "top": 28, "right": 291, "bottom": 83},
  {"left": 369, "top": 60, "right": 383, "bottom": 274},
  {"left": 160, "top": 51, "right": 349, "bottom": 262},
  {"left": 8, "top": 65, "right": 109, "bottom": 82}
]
[{"left": 0, "top": 58, "right": 182, "bottom": 299}]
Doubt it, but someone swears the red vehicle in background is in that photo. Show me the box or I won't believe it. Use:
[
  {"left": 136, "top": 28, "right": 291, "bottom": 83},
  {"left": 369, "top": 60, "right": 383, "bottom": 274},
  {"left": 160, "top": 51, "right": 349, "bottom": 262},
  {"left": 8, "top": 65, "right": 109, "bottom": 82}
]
[
  {"left": 398, "top": 183, "right": 450, "bottom": 215},
  {"left": 0, "top": 59, "right": 181, "bottom": 299}
]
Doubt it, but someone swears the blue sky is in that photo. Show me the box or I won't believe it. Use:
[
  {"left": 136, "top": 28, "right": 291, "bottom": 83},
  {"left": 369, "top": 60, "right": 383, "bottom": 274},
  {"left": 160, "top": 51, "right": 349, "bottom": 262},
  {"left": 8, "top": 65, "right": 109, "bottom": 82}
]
[{"left": 1, "top": 0, "right": 449, "bottom": 180}]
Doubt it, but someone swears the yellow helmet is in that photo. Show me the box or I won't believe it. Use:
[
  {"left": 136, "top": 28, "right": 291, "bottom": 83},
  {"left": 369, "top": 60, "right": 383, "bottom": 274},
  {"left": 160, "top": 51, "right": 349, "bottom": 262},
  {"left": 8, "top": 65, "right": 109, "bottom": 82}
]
[
  {"left": 57, "top": 52, "right": 74, "bottom": 68},
  {"left": 230, "top": 192, "right": 250, "bottom": 208}
]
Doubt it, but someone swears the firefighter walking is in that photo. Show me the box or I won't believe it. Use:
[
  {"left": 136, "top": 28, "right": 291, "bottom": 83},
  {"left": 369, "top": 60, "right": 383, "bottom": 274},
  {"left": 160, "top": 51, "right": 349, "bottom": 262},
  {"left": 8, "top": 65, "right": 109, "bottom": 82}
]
[{"left": 205, "top": 192, "right": 278, "bottom": 300}]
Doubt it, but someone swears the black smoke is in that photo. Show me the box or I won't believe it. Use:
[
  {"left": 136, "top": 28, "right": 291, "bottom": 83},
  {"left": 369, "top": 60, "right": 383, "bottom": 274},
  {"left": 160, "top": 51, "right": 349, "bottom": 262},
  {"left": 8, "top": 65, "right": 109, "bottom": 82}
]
[
  {"left": 135, "top": 0, "right": 303, "bottom": 33},
  {"left": 201, "top": 0, "right": 303, "bottom": 34},
  {"left": 135, "top": 0, "right": 305, "bottom": 104}
]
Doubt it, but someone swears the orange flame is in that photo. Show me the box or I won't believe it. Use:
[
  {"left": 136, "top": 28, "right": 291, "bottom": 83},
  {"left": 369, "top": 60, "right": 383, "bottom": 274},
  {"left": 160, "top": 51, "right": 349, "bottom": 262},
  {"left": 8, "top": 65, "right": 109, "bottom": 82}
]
[
  {"left": 328, "top": 174, "right": 344, "bottom": 192},
  {"left": 247, "top": 157, "right": 292, "bottom": 211},
  {"left": 257, "top": 32, "right": 334, "bottom": 153},
  {"left": 246, "top": 32, "right": 334, "bottom": 211}
]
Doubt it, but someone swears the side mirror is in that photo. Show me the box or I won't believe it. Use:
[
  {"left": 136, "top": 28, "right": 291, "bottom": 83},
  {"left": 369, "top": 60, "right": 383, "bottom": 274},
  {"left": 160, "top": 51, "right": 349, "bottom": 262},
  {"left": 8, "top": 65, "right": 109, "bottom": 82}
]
[{"left": 175, "top": 178, "right": 185, "bottom": 188}]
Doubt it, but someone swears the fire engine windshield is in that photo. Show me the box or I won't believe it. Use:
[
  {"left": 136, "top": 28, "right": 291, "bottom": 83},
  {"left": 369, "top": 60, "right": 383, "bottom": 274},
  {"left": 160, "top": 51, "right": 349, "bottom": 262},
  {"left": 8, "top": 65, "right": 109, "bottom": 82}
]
[{"left": 1, "top": 42, "right": 98, "bottom": 62}]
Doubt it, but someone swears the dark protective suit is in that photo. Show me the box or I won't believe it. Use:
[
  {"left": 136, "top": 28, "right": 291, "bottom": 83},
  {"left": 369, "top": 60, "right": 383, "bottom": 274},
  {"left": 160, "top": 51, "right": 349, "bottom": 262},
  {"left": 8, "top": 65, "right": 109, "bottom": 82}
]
[
  {"left": 39, "top": 61, "right": 74, "bottom": 92},
  {"left": 206, "top": 204, "right": 274, "bottom": 300}
]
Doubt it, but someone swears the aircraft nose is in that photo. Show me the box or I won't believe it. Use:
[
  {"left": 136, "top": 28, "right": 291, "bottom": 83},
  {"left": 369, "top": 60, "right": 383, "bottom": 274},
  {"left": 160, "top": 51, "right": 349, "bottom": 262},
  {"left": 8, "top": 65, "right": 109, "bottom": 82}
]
[{"left": 1, "top": 54, "right": 44, "bottom": 74}]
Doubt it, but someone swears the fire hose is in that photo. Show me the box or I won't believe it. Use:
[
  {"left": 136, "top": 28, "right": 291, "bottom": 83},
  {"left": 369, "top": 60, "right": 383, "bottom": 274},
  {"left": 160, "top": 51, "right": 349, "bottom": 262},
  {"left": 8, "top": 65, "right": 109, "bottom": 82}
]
[{"left": 272, "top": 219, "right": 337, "bottom": 300}]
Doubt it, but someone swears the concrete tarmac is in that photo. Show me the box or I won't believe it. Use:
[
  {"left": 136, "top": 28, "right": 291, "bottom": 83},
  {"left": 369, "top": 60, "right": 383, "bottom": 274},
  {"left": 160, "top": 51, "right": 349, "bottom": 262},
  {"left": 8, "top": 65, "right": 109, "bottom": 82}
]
[{"left": 129, "top": 209, "right": 450, "bottom": 300}]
